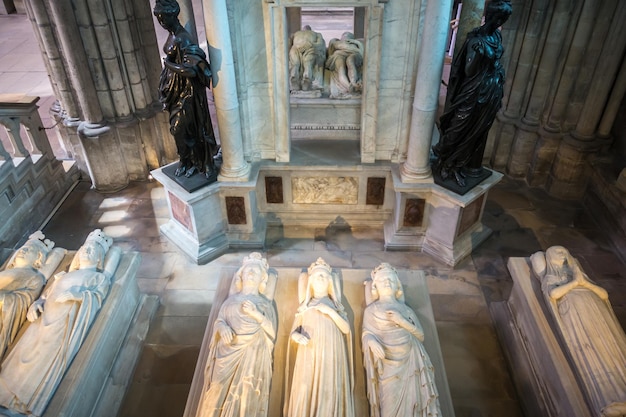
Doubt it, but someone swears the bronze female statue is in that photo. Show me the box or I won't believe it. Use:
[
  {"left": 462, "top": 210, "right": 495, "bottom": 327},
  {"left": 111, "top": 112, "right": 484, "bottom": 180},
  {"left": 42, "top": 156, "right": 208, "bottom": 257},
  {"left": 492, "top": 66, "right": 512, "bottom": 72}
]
[
  {"left": 433, "top": 0, "right": 512, "bottom": 187},
  {"left": 154, "top": 0, "right": 218, "bottom": 179}
]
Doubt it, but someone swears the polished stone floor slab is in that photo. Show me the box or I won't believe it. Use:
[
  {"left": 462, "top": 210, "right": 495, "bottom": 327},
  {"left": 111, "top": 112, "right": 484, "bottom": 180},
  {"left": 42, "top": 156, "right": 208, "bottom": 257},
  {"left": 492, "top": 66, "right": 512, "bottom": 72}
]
[{"left": 31, "top": 174, "right": 625, "bottom": 417}]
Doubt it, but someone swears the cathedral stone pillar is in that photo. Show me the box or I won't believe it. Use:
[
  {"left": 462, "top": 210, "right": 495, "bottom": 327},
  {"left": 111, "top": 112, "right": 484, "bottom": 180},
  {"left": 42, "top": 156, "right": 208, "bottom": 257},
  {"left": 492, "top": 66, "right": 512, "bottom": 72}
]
[
  {"left": 548, "top": 1, "right": 626, "bottom": 198},
  {"left": 203, "top": 0, "right": 250, "bottom": 182},
  {"left": 47, "top": 0, "right": 105, "bottom": 128},
  {"left": 491, "top": 0, "right": 549, "bottom": 169},
  {"left": 597, "top": 57, "right": 626, "bottom": 139},
  {"left": 400, "top": 0, "right": 452, "bottom": 182},
  {"left": 507, "top": 0, "right": 572, "bottom": 178},
  {"left": 527, "top": 0, "right": 597, "bottom": 186},
  {"left": 24, "top": 0, "right": 173, "bottom": 191}
]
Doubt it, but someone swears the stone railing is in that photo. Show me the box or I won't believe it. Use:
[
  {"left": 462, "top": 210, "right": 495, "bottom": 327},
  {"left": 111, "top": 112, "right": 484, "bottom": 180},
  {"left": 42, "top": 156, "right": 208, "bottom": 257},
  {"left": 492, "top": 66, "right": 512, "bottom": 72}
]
[{"left": 0, "top": 94, "right": 79, "bottom": 250}]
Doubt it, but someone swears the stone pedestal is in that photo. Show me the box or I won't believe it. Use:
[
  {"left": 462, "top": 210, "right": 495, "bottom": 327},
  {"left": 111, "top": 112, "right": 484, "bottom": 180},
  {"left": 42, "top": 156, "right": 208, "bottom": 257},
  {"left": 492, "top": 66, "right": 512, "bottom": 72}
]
[
  {"left": 152, "top": 165, "right": 229, "bottom": 265},
  {"left": 183, "top": 267, "right": 455, "bottom": 417},
  {"left": 385, "top": 166, "right": 502, "bottom": 266},
  {"left": 152, "top": 163, "right": 265, "bottom": 264}
]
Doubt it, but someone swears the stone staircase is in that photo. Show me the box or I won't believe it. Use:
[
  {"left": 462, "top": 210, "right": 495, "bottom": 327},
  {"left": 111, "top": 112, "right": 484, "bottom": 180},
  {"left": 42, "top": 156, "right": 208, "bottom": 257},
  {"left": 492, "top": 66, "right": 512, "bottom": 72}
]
[{"left": 0, "top": 94, "right": 79, "bottom": 250}]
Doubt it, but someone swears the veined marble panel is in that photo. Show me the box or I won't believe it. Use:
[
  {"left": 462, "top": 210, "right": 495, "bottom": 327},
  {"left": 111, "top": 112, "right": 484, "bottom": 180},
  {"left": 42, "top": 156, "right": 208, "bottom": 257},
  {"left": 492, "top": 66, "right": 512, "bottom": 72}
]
[{"left": 292, "top": 176, "right": 358, "bottom": 204}]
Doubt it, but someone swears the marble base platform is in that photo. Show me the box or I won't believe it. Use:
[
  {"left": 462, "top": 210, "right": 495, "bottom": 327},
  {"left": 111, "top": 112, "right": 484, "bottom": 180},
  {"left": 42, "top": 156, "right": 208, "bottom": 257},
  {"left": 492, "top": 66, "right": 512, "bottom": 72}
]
[
  {"left": 490, "top": 257, "right": 592, "bottom": 417},
  {"left": 152, "top": 163, "right": 264, "bottom": 265},
  {"left": 183, "top": 267, "right": 455, "bottom": 417},
  {"left": 152, "top": 164, "right": 230, "bottom": 264},
  {"left": 385, "top": 166, "right": 502, "bottom": 266}
]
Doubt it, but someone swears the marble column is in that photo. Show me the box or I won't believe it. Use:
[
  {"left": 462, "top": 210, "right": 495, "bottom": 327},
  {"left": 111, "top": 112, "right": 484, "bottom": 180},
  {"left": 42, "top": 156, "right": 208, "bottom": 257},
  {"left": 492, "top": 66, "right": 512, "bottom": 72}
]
[
  {"left": 452, "top": 0, "right": 482, "bottom": 58},
  {"left": 508, "top": 0, "right": 573, "bottom": 177},
  {"left": 178, "top": 0, "right": 198, "bottom": 44},
  {"left": 400, "top": 0, "right": 453, "bottom": 183},
  {"left": 203, "top": 0, "right": 250, "bottom": 182}
]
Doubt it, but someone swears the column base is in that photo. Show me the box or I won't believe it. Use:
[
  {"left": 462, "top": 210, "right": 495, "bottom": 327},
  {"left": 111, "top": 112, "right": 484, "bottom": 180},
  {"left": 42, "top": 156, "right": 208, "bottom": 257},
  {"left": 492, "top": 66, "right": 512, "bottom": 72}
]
[
  {"left": 218, "top": 161, "right": 251, "bottom": 182},
  {"left": 399, "top": 162, "right": 433, "bottom": 183}
]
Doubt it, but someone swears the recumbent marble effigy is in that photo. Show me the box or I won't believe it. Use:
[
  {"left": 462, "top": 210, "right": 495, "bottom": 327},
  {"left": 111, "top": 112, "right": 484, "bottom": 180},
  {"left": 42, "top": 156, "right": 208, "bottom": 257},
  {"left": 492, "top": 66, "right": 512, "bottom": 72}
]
[
  {"left": 0, "top": 231, "right": 65, "bottom": 360},
  {"left": 0, "top": 229, "right": 121, "bottom": 416},
  {"left": 197, "top": 253, "right": 278, "bottom": 417},
  {"left": 188, "top": 255, "right": 453, "bottom": 417}
]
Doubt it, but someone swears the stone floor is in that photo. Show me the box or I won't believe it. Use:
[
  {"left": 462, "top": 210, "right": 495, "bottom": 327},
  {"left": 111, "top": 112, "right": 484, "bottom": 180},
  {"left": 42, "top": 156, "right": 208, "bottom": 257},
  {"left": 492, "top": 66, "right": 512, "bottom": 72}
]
[
  {"left": 36, "top": 174, "right": 626, "bottom": 417},
  {"left": 2, "top": 4, "right": 626, "bottom": 417}
]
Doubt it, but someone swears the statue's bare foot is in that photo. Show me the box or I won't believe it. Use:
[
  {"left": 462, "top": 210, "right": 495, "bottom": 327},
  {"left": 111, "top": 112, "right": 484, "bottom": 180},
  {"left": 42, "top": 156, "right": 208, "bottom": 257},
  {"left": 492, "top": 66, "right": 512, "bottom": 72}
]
[
  {"left": 184, "top": 166, "right": 198, "bottom": 178},
  {"left": 440, "top": 166, "right": 450, "bottom": 180},
  {"left": 205, "top": 164, "right": 218, "bottom": 179},
  {"left": 174, "top": 164, "right": 187, "bottom": 177},
  {"left": 453, "top": 169, "right": 466, "bottom": 187}
]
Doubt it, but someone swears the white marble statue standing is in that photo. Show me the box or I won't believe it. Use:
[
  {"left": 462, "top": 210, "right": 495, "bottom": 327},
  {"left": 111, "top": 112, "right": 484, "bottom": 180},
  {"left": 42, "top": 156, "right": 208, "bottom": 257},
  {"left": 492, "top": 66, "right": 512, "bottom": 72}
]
[
  {"left": 0, "top": 231, "right": 65, "bottom": 359},
  {"left": 0, "top": 229, "right": 121, "bottom": 417},
  {"left": 198, "top": 253, "right": 277, "bottom": 417},
  {"left": 325, "top": 32, "right": 364, "bottom": 99},
  {"left": 362, "top": 263, "right": 441, "bottom": 417},
  {"left": 289, "top": 25, "right": 326, "bottom": 94},
  {"left": 531, "top": 246, "right": 626, "bottom": 417},
  {"left": 284, "top": 257, "right": 355, "bottom": 417}
]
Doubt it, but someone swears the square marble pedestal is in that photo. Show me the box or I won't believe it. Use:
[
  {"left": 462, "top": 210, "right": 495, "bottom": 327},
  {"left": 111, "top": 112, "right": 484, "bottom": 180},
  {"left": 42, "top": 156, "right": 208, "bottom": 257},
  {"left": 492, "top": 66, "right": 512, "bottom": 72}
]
[
  {"left": 385, "top": 166, "right": 503, "bottom": 266},
  {"left": 152, "top": 165, "right": 229, "bottom": 265},
  {"left": 152, "top": 163, "right": 265, "bottom": 265},
  {"left": 183, "top": 267, "right": 455, "bottom": 417}
]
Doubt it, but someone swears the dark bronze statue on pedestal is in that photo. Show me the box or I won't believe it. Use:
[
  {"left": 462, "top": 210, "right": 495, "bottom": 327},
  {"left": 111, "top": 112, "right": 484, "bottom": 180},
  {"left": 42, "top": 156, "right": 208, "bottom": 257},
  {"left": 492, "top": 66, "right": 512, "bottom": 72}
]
[
  {"left": 154, "top": 0, "right": 218, "bottom": 182},
  {"left": 433, "top": 0, "right": 512, "bottom": 192}
]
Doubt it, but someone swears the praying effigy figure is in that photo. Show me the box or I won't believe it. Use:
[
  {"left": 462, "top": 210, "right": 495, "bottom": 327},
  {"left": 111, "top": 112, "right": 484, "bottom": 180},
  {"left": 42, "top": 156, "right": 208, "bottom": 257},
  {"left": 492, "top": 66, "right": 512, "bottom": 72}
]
[
  {"left": 284, "top": 257, "right": 355, "bottom": 417},
  {"left": 0, "top": 229, "right": 120, "bottom": 416},
  {"left": 532, "top": 246, "right": 626, "bottom": 417},
  {"left": 0, "top": 231, "right": 64, "bottom": 359},
  {"left": 362, "top": 263, "right": 441, "bottom": 417},
  {"left": 198, "top": 253, "right": 277, "bottom": 417}
]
